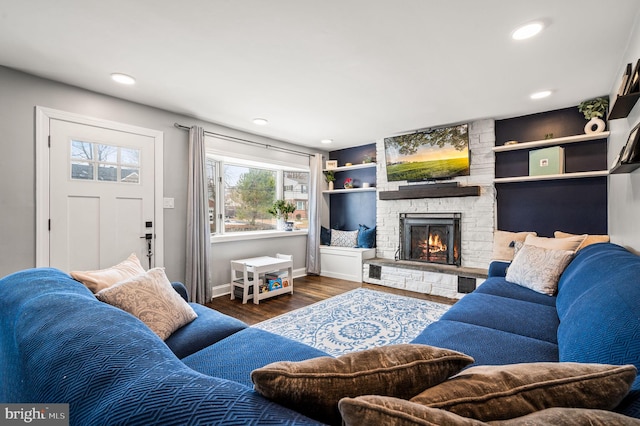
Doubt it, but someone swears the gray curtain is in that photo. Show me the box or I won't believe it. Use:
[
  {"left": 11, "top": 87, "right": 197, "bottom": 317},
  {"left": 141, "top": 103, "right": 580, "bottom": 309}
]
[
  {"left": 306, "top": 153, "right": 323, "bottom": 275},
  {"left": 186, "top": 125, "right": 211, "bottom": 303}
]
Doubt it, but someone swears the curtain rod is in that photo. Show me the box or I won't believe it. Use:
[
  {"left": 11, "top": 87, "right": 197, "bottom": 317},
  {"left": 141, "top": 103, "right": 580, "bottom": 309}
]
[{"left": 174, "top": 123, "right": 314, "bottom": 158}]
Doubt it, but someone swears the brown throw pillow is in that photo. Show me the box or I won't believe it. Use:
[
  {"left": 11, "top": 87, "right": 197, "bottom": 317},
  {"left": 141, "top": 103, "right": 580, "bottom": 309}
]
[
  {"left": 251, "top": 344, "right": 474, "bottom": 425},
  {"left": 71, "top": 253, "right": 146, "bottom": 293},
  {"left": 492, "top": 231, "right": 537, "bottom": 262},
  {"left": 339, "top": 395, "right": 488, "bottom": 426},
  {"left": 95, "top": 268, "right": 197, "bottom": 340},
  {"left": 491, "top": 407, "right": 640, "bottom": 426},
  {"left": 339, "top": 397, "right": 640, "bottom": 426},
  {"left": 409, "top": 362, "right": 636, "bottom": 422}
]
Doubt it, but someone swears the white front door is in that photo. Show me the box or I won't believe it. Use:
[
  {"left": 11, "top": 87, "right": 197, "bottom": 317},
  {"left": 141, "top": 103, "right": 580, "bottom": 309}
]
[{"left": 36, "top": 108, "right": 164, "bottom": 271}]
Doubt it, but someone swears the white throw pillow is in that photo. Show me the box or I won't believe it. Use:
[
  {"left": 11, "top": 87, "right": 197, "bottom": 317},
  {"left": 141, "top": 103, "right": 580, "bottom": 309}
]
[
  {"left": 506, "top": 244, "right": 574, "bottom": 296},
  {"left": 330, "top": 229, "right": 359, "bottom": 248},
  {"left": 71, "top": 253, "right": 145, "bottom": 293},
  {"left": 95, "top": 268, "right": 197, "bottom": 340}
]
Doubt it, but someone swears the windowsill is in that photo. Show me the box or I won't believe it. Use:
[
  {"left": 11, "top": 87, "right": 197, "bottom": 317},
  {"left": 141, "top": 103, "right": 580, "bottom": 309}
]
[{"left": 211, "top": 229, "right": 308, "bottom": 244}]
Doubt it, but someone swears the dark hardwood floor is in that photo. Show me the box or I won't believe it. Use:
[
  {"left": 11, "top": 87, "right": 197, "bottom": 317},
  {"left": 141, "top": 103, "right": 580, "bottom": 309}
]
[{"left": 206, "top": 275, "right": 456, "bottom": 325}]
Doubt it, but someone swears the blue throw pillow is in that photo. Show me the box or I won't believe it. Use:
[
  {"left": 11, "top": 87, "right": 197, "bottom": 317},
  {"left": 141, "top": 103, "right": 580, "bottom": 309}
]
[
  {"left": 321, "top": 226, "right": 331, "bottom": 246},
  {"left": 357, "top": 224, "right": 376, "bottom": 248}
]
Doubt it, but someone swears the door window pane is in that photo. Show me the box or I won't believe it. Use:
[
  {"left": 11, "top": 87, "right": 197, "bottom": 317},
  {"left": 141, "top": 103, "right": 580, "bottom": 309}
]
[
  {"left": 206, "top": 159, "right": 217, "bottom": 234},
  {"left": 70, "top": 140, "right": 141, "bottom": 184}
]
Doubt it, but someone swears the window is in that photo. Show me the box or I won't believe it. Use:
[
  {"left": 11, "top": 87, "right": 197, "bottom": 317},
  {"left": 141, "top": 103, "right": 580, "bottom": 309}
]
[
  {"left": 206, "top": 157, "right": 309, "bottom": 235},
  {"left": 70, "top": 140, "right": 140, "bottom": 183}
]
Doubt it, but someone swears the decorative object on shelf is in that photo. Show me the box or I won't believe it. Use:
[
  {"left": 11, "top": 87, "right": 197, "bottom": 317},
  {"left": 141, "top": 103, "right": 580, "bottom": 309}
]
[
  {"left": 504, "top": 140, "right": 519, "bottom": 146},
  {"left": 344, "top": 178, "right": 354, "bottom": 189},
  {"left": 345, "top": 162, "right": 353, "bottom": 167},
  {"left": 267, "top": 199, "right": 296, "bottom": 231},
  {"left": 325, "top": 160, "right": 337, "bottom": 170},
  {"left": 324, "top": 170, "right": 336, "bottom": 191},
  {"left": 362, "top": 154, "right": 375, "bottom": 164},
  {"left": 578, "top": 97, "right": 609, "bottom": 134},
  {"left": 544, "top": 133, "right": 554, "bottom": 139},
  {"left": 362, "top": 182, "right": 371, "bottom": 188},
  {"left": 529, "top": 146, "right": 565, "bottom": 176}
]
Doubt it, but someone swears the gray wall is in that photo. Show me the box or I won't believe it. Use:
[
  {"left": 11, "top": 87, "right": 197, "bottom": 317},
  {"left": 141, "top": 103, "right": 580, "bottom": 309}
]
[
  {"left": 0, "top": 66, "right": 322, "bottom": 284},
  {"left": 608, "top": 16, "right": 640, "bottom": 253}
]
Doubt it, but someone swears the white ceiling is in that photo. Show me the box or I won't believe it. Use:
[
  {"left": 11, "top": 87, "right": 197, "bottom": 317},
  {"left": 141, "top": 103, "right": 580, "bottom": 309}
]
[{"left": 1, "top": 1, "right": 639, "bottom": 150}]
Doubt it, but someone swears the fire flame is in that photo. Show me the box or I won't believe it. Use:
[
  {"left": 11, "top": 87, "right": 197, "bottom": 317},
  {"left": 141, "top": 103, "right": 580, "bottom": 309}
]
[{"left": 428, "top": 233, "right": 447, "bottom": 253}]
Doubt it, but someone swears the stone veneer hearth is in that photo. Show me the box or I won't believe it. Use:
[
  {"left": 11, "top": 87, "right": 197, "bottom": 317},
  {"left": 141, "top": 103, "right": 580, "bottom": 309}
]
[{"left": 364, "top": 119, "right": 496, "bottom": 299}]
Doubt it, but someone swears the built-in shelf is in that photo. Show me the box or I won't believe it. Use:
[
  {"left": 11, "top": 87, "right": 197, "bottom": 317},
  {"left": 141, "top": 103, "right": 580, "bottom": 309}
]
[
  {"left": 323, "top": 187, "right": 377, "bottom": 194},
  {"left": 610, "top": 162, "right": 640, "bottom": 174},
  {"left": 492, "top": 132, "right": 610, "bottom": 152},
  {"left": 494, "top": 170, "right": 609, "bottom": 184},
  {"left": 323, "top": 162, "right": 376, "bottom": 172},
  {"left": 608, "top": 92, "right": 640, "bottom": 120}
]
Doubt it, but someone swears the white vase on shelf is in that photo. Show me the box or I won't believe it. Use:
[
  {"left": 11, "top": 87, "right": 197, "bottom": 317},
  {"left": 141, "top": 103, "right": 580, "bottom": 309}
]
[
  {"left": 328, "top": 181, "right": 334, "bottom": 191},
  {"left": 584, "top": 117, "right": 606, "bottom": 134}
]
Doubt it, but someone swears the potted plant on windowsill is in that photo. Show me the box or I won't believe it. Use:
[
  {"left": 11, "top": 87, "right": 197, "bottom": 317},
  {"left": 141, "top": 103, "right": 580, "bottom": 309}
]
[{"left": 268, "top": 200, "right": 297, "bottom": 231}]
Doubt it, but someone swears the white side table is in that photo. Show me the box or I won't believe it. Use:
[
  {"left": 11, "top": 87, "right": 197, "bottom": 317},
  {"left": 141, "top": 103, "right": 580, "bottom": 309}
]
[{"left": 230, "top": 255, "right": 293, "bottom": 304}]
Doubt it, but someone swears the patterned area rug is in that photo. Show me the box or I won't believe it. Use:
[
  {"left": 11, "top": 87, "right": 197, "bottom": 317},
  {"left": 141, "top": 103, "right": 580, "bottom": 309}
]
[{"left": 253, "top": 288, "right": 450, "bottom": 356}]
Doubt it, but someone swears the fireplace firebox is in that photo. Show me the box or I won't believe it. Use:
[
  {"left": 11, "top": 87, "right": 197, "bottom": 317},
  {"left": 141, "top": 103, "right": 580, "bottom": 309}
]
[{"left": 399, "top": 213, "right": 461, "bottom": 266}]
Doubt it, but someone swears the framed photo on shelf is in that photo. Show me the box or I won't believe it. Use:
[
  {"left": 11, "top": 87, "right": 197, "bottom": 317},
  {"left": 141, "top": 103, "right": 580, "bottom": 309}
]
[{"left": 325, "top": 160, "right": 338, "bottom": 169}]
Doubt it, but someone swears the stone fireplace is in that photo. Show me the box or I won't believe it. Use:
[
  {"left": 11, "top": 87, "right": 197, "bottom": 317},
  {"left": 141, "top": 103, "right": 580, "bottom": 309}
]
[
  {"left": 399, "top": 213, "right": 461, "bottom": 266},
  {"left": 363, "top": 119, "right": 496, "bottom": 299}
]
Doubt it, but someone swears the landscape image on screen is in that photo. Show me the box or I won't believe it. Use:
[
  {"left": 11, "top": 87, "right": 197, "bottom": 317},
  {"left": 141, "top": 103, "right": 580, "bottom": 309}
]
[{"left": 384, "top": 124, "right": 469, "bottom": 182}]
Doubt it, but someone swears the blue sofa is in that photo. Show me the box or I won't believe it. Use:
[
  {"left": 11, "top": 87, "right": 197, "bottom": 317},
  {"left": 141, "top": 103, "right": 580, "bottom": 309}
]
[
  {"left": 412, "top": 242, "right": 640, "bottom": 418},
  {"left": 1, "top": 242, "right": 639, "bottom": 424}
]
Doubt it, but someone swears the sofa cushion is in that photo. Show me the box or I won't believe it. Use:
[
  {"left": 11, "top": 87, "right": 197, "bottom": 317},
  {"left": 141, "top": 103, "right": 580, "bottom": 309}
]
[
  {"left": 411, "top": 320, "right": 558, "bottom": 366},
  {"left": 183, "top": 327, "right": 329, "bottom": 388},
  {"left": 474, "top": 278, "right": 557, "bottom": 307},
  {"left": 522, "top": 234, "right": 586, "bottom": 251},
  {"left": 339, "top": 397, "right": 640, "bottom": 426},
  {"left": 554, "top": 230, "right": 610, "bottom": 250},
  {"left": 251, "top": 344, "right": 474, "bottom": 425},
  {"left": 164, "top": 303, "right": 247, "bottom": 358},
  {"left": 70, "top": 252, "right": 145, "bottom": 293},
  {"left": 410, "top": 363, "right": 636, "bottom": 422},
  {"left": 339, "top": 395, "right": 488, "bottom": 426},
  {"left": 439, "top": 292, "right": 558, "bottom": 344},
  {"left": 505, "top": 244, "right": 574, "bottom": 296},
  {"left": 96, "top": 268, "right": 197, "bottom": 340},
  {"left": 492, "top": 230, "right": 537, "bottom": 262}
]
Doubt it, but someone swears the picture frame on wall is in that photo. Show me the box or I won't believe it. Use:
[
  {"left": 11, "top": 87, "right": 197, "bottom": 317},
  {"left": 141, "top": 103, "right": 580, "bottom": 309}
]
[{"left": 325, "top": 160, "right": 338, "bottom": 169}]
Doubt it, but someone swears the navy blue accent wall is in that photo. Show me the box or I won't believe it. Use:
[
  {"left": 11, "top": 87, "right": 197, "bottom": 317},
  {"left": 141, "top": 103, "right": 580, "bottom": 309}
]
[
  {"left": 496, "top": 178, "right": 608, "bottom": 237},
  {"left": 328, "top": 144, "right": 377, "bottom": 231},
  {"left": 495, "top": 105, "right": 608, "bottom": 236}
]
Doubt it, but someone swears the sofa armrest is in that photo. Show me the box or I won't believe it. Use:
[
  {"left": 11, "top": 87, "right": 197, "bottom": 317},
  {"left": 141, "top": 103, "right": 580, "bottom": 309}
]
[
  {"left": 488, "top": 261, "right": 510, "bottom": 278},
  {"left": 172, "top": 282, "right": 189, "bottom": 302}
]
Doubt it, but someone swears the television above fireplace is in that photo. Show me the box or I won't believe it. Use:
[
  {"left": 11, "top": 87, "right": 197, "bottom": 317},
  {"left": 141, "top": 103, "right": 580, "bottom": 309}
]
[{"left": 384, "top": 123, "right": 469, "bottom": 182}]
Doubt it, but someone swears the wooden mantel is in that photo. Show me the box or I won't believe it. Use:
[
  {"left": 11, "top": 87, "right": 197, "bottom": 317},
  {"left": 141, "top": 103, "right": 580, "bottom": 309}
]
[{"left": 378, "top": 183, "right": 481, "bottom": 200}]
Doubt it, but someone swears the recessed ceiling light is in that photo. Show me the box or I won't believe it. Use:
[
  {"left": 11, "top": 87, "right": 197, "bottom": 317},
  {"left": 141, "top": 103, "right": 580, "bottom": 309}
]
[
  {"left": 253, "top": 118, "right": 269, "bottom": 126},
  {"left": 530, "top": 90, "right": 552, "bottom": 100},
  {"left": 111, "top": 73, "right": 136, "bottom": 85},
  {"left": 512, "top": 21, "right": 545, "bottom": 40},
  {"left": 321, "top": 139, "right": 333, "bottom": 144}
]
